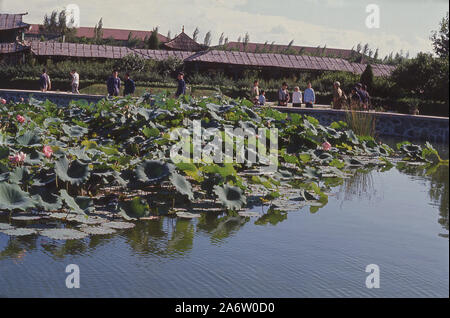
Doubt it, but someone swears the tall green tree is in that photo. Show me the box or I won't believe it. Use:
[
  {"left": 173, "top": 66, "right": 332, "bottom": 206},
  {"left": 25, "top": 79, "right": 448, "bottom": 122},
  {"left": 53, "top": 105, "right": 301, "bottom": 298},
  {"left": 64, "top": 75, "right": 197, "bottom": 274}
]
[
  {"left": 192, "top": 27, "right": 199, "bottom": 42},
  {"left": 430, "top": 12, "right": 449, "bottom": 59},
  {"left": 360, "top": 64, "right": 374, "bottom": 91},
  {"left": 204, "top": 31, "right": 212, "bottom": 47},
  {"left": 148, "top": 27, "right": 160, "bottom": 49}
]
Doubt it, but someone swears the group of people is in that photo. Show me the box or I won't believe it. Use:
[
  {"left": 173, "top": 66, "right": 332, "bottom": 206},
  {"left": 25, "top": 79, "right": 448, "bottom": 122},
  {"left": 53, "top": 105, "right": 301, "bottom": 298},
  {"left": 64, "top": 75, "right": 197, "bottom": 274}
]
[
  {"left": 106, "top": 70, "right": 136, "bottom": 96},
  {"left": 38, "top": 69, "right": 370, "bottom": 109},
  {"left": 38, "top": 68, "right": 186, "bottom": 98},
  {"left": 251, "top": 79, "right": 371, "bottom": 110},
  {"left": 333, "top": 81, "right": 371, "bottom": 110},
  {"left": 39, "top": 68, "right": 80, "bottom": 94},
  {"left": 251, "top": 80, "right": 316, "bottom": 108}
]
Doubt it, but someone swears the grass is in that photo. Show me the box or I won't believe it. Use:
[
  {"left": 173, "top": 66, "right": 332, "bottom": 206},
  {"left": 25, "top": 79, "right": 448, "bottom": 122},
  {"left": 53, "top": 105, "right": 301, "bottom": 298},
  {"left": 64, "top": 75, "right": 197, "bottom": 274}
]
[
  {"left": 78, "top": 84, "right": 221, "bottom": 98},
  {"left": 344, "top": 107, "right": 377, "bottom": 138}
]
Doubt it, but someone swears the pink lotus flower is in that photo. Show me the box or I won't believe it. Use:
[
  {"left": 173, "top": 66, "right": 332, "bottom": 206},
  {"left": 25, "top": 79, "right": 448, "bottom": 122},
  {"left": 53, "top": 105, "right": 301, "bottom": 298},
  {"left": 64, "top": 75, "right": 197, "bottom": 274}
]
[
  {"left": 16, "top": 115, "right": 26, "bottom": 124},
  {"left": 0, "top": 98, "right": 6, "bottom": 104},
  {"left": 9, "top": 152, "right": 27, "bottom": 164},
  {"left": 43, "top": 145, "right": 53, "bottom": 159},
  {"left": 322, "top": 141, "right": 332, "bottom": 151}
]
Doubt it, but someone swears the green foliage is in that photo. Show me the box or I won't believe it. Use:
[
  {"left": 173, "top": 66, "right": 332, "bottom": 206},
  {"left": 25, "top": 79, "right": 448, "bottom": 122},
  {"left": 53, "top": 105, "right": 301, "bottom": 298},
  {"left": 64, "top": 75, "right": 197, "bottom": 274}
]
[
  {"left": 148, "top": 27, "right": 160, "bottom": 49},
  {"left": 360, "top": 64, "right": 374, "bottom": 91},
  {"left": 390, "top": 52, "right": 449, "bottom": 101},
  {"left": 430, "top": 12, "right": 449, "bottom": 59},
  {"left": 0, "top": 92, "right": 440, "bottom": 218},
  {"left": 114, "top": 54, "right": 147, "bottom": 73}
]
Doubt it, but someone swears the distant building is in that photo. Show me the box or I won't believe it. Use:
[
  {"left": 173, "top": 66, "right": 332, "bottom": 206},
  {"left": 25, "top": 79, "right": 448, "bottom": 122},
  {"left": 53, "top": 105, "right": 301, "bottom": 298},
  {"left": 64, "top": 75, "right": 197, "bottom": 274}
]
[
  {"left": 1, "top": 13, "right": 395, "bottom": 78},
  {"left": 0, "top": 13, "right": 30, "bottom": 42},
  {"left": 163, "top": 27, "right": 207, "bottom": 52},
  {"left": 25, "top": 24, "right": 168, "bottom": 44}
]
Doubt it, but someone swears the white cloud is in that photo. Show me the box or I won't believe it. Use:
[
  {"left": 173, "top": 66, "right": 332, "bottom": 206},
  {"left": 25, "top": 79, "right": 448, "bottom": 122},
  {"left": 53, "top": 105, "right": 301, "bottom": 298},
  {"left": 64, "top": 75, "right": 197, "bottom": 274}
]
[{"left": 2, "top": 0, "right": 434, "bottom": 56}]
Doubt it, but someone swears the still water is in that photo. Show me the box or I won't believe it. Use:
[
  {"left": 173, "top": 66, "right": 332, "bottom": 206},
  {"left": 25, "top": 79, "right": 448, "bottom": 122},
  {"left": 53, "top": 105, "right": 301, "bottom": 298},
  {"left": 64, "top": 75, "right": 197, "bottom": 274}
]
[{"left": 0, "top": 153, "right": 448, "bottom": 298}]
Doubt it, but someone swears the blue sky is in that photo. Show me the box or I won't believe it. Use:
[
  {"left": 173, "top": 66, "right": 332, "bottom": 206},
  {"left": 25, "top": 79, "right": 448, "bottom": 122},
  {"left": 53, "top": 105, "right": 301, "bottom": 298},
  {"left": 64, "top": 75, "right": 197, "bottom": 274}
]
[{"left": 1, "top": 0, "right": 448, "bottom": 57}]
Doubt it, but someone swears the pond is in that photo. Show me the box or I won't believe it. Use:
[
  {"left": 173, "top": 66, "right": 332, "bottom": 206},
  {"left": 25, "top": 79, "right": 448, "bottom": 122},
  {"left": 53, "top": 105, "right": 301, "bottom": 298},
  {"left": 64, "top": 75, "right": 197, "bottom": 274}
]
[{"left": 0, "top": 144, "right": 448, "bottom": 298}]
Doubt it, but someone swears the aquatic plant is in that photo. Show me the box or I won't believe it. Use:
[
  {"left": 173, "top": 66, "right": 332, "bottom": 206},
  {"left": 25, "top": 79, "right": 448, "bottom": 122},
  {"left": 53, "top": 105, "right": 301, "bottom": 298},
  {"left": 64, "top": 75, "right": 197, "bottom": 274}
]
[{"left": 0, "top": 93, "right": 443, "bottom": 222}]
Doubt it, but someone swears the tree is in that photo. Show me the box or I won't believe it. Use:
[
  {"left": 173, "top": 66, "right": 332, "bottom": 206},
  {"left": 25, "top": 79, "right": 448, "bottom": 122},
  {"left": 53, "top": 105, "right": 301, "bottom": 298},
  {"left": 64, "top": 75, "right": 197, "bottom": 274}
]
[
  {"left": 41, "top": 10, "right": 76, "bottom": 38},
  {"left": 148, "top": 27, "right": 160, "bottom": 49},
  {"left": 204, "top": 31, "right": 212, "bottom": 47},
  {"left": 360, "top": 64, "right": 374, "bottom": 91},
  {"left": 430, "top": 12, "right": 449, "bottom": 58},
  {"left": 94, "top": 18, "right": 103, "bottom": 44},
  {"left": 167, "top": 30, "right": 171, "bottom": 40},
  {"left": 243, "top": 32, "right": 250, "bottom": 50},
  {"left": 115, "top": 53, "right": 146, "bottom": 73},
  {"left": 390, "top": 52, "right": 449, "bottom": 101},
  {"left": 362, "top": 43, "right": 369, "bottom": 56},
  {"left": 218, "top": 33, "right": 224, "bottom": 46},
  {"left": 373, "top": 48, "right": 379, "bottom": 60},
  {"left": 193, "top": 27, "right": 199, "bottom": 42}
]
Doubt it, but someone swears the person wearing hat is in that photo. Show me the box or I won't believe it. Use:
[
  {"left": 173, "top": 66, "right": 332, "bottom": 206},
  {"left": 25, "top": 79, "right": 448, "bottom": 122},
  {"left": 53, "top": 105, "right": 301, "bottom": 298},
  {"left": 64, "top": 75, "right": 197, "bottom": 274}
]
[
  {"left": 175, "top": 72, "right": 186, "bottom": 98},
  {"left": 332, "top": 81, "right": 345, "bottom": 109}
]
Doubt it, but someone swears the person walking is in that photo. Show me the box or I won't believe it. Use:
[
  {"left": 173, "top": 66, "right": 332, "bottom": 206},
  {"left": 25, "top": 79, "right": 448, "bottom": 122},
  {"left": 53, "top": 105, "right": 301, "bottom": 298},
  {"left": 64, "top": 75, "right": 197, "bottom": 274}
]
[
  {"left": 107, "top": 70, "right": 121, "bottom": 96},
  {"left": 304, "top": 82, "right": 315, "bottom": 108},
  {"left": 70, "top": 69, "right": 80, "bottom": 94},
  {"left": 123, "top": 73, "right": 136, "bottom": 96},
  {"left": 332, "top": 81, "right": 345, "bottom": 109},
  {"left": 175, "top": 72, "right": 186, "bottom": 98},
  {"left": 278, "top": 82, "right": 290, "bottom": 106},
  {"left": 292, "top": 86, "right": 302, "bottom": 107},
  {"left": 39, "top": 69, "right": 51, "bottom": 92}
]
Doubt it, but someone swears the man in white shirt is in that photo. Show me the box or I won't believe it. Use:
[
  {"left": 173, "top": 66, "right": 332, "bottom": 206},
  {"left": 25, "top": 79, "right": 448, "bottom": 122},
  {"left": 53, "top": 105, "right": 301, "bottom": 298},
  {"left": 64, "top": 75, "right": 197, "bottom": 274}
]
[
  {"left": 70, "top": 69, "right": 80, "bottom": 94},
  {"left": 292, "top": 86, "right": 302, "bottom": 107}
]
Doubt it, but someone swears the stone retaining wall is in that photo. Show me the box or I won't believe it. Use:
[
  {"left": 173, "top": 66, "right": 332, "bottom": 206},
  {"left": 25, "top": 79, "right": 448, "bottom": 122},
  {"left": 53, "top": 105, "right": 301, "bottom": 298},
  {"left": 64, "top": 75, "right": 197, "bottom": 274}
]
[
  {"left": 273, "top": 107, "right": 449, "bottom": 143},
  {"left": 0, "top": 89, "right": 104, "bottom": 106}
]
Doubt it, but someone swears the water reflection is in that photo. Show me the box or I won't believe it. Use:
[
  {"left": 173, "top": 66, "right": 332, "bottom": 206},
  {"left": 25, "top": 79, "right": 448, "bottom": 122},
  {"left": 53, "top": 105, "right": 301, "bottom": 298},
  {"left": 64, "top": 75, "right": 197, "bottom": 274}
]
[
  {"left": 335, "top": 168, "right": 378, "bottom": 202},
  {"left": 397, "top": 162, "right": 449, "bottom": 237},
  {"left": 197, "top": 213, "right": 249, "bottom": 244},
  {"left": 0, "top": 163, "right": 448, "bottom": 261}
]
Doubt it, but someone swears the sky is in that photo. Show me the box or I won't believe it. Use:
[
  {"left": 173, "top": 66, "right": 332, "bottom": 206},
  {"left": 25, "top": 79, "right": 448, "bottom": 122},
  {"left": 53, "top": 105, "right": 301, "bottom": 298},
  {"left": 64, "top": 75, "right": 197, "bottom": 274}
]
[{"left": 1, "top": 0, "right": 448, "bottom": 57}]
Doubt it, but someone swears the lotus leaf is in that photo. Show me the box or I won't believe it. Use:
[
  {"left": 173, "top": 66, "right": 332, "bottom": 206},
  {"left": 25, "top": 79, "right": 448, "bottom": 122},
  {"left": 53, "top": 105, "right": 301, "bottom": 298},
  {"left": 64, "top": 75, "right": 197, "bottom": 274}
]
[
  {"left": 214, "top": 184, "right": 246, "bottom": 210},
  {"left": 0, "top": 183, "right": 35, "bottom": 211}
]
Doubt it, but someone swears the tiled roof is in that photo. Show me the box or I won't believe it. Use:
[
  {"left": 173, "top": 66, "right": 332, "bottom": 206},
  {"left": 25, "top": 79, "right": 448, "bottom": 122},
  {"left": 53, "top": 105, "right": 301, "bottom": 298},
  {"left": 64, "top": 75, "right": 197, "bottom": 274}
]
[
  {"left": 185, "top": 50, "right": 395, "bottom": 76},
  {"left": 0, "top": 42, "right": 29, "bottom": 54},
  {"left": 163, "top": 32, "right": 206, "bottom": 51},
  {"left": 219, "top": 42, "right": 357, "bottom": 58},
  {"left": 8, "top": 41, "right": 395, "bottom": 76},
  {"left": 0, "top": 13, "right": 30, "bottom": 31},
  {"left": 29, "top": 41, "right": 192, "bottom": 60},
  {"left": 26, "top": 24, "right": 168, "bottom": 43}
]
